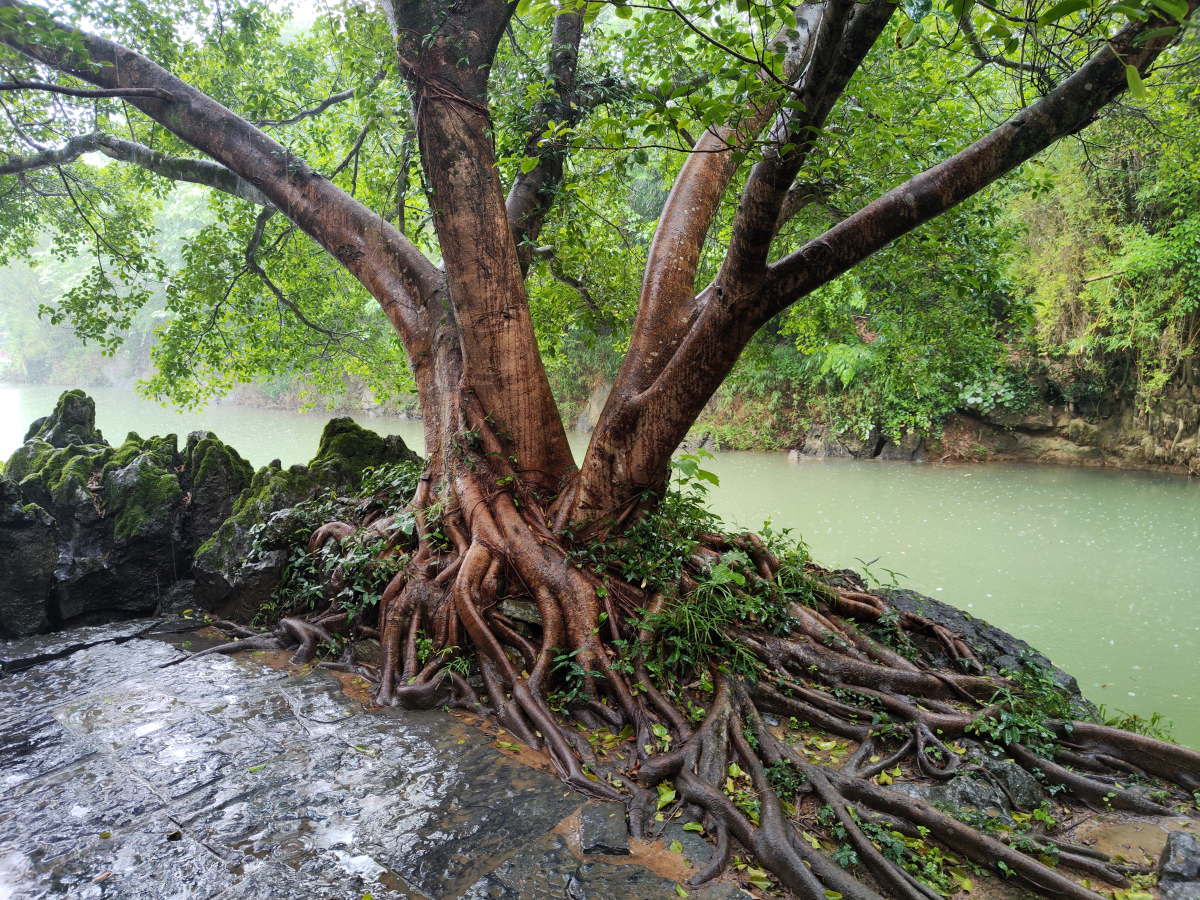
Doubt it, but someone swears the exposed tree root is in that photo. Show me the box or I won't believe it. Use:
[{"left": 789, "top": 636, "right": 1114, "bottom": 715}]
[{"left": 179, "top": 408, "right": 1200, "bottom": 899}]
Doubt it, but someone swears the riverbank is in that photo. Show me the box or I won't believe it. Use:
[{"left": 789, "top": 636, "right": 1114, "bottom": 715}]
[{"left": 683, "top": 388, "right": 1200, "bottom": 477}]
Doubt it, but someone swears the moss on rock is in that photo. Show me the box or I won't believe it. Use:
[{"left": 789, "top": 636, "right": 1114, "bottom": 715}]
[
  {"left": 307, "top": 417, "right": 419, "bottom": 491},
  {"left": 103, "top": 434, "right": 182, "bottom": 542},
  {"left": 23, "top": 389, "right": 105, "bottom": 448}
]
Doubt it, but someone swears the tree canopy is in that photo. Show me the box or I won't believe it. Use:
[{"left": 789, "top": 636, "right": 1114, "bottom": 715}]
[{"left": 2, "top": 0, "right": 1194, "bottom": 417}]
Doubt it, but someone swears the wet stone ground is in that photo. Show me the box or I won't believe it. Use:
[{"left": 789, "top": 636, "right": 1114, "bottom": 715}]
[{"left": 0, "top": 622, "right": 744, "bottom": 900}]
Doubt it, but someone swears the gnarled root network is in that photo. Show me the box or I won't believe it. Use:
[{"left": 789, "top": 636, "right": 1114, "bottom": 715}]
[{"left": 184, "top": 406, "right": 1200, "bottom": 899}]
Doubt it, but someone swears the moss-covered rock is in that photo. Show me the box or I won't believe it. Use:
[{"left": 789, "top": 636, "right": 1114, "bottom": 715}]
[
  {"left": 307, "top": 417, "right": 419, "bottom": 491},
  {"left": 22, "top": 389, "right": 105, "bottom": 448},
  {"left": 183, "top": 431, "right": 254, "bottom": 551},
  {"left": 192, "top": 419, "right": 420, "bottom": 619},
  {"left": 0, "top": 392, "right": 266, "bottom": 635},
  {"left": 104, "top": 434, "right": 182, "bottom": 541}
]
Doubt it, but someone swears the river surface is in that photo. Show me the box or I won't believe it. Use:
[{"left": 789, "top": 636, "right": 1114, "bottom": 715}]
[{"left": 3, "top": 383, "right": 1199, "bottom": 748}]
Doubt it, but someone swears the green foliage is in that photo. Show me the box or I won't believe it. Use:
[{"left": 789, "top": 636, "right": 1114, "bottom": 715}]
[
  {"left": 1009, "top": 74, "right": 1200, "bottom": 408},
  {"left": 968, "top": 650, "right": 1073, "bottom": 756},
  {"left": 764, "top": 759, "right": 806, "bottom": 800},
  {"left": 1, "top": 0, "right": 1196, "bottom": 435},
  {"left": 1096, "top": 706, "right": 1176, "bottom": 743},
  {"left": 245, "top": 459, "right": 420, "bottom": 626}
]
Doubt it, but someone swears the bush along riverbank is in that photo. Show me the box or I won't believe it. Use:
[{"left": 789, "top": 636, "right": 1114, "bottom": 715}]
[
  {"left": 2, "top": 391, "right": 1199, "bottom": 900},
  {"left": 673, "top": 358, "right": 1200, "bottom": 475}
]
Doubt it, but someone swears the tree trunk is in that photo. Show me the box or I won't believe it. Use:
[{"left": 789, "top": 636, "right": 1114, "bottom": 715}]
[{"left": 4, "top": 2, "right": 1199, "bottom": 896}]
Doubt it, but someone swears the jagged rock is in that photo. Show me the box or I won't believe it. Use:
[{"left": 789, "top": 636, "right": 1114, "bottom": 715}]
[
  {"left": 678, "top": 430, "right": 720, "bottom": 454},
  {"left": 193, "top": 418, "right": 420, "bottom": 620},
  {"left": 961, "top": 740, "right": 1045, "bottom": 808},
  {"left": 0, "top": 392, "right": 258, "bottom": 637},
  {"left": 307, "top": 417, "right": 419, "bottom": 491},
  {"left": 878, "top": 431, "right": 925, "bottom": 460},
  {"left": 981, "top": 403, "right": 1055, "bottom": 432},
  {"left": 183, "top": 431, "right": 254, "bottom": 549},
  {"left": 0, "top": 473, "right": 58, "bottom": 636},
  {"left": 156, "top": 579, "right": 195, "bottom": 616},
  {"left": 799, "top": 425, "right": 882, "bottom": 459},
  {"left": 22, "top": 389, "right": 104, "bottom": 447},
  {"left": 1159, "top": 832, "right": 1200, "bottom": 900},
  {"left": 890, "top": 773, "right": 1015, "bottom": 822}
]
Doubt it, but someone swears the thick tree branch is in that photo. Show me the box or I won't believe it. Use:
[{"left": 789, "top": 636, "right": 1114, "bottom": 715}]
[
  {"left": 573, "top": 3, "right": 1195, "bottom": 526},
  {"left": 613, "top": 6, "right": 827, "bottom": 400},
  {"left": 505, "top": 10, "right": 584, "bottom": 271},
  {"left": 0, "top": 131, "right": 98, "bottom": 175},
  {"left": 756, "top": 15, "right": 1190, "bottom": 314},
  {"left": 0, "top": 0, "right": 442, "bottom": 357},
  {"left": 718, "top": 0, "right": 891, "bottom": 297},
  {"left": 0, "top": 78, "right": 174, "bottom": 99},
  {"left": 0, "top": 130, "right": 275, "bottom": 205}
]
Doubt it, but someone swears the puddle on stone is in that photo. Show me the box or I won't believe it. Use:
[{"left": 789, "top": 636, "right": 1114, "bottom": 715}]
[{"left": 1073, "top": 817, "right": 1181, "bottom": 863}]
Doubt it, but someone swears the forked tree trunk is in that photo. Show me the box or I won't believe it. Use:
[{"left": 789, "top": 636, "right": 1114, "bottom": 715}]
[{"left": 6, "top": 5, "right": 1200, "bottom": 897}]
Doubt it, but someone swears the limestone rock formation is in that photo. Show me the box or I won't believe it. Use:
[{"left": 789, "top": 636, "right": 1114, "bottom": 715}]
[
  {"left": 192, "top": 417, "right": 419, "bottom": 620},
  {"left": 0, "top": 392, "right": 251, "bottom": 636}
]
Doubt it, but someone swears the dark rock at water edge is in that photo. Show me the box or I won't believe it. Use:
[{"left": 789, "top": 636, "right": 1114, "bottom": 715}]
[
  {"left": 192, "top": 416, "right": 419, "bottom": 620},
  {"left": 880, "top": 588, "right": 1086, "bottom": 701},
  {"left": 1, "top": 394, "right": 418, "bottom": 637}
]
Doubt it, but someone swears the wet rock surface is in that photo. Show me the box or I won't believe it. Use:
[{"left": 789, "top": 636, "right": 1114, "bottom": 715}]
[
  {"left": 578, "top": 802, "right": 629, "bottom": 856},
  {"left": 1159, "top": 831, "right": 1200, "bottom": 900},
  {"left": 0, "top": 623, "right": 718, "bottom": 899}
]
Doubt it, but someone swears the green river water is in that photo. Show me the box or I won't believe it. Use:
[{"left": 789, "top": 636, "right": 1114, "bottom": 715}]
[{"left": 3, "top": 384, "right": 1198, "bottom": 748}]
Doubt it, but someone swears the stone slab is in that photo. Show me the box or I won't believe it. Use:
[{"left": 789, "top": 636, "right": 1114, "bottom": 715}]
[{"left": 0, "top": 619, "right": 159, "bottom": 673}]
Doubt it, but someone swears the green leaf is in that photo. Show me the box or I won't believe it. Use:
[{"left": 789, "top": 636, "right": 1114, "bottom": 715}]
[
  {"left": 515, "top": 0, "right": 533, "bottom": 15},
  {"left": 1131, "top": 25, "right": 1179, "bottom": 43},
  {"left": 497, "top": 740, "right": 522, "bottom": 752},
  {"left": 657, "top": 782, "right": 678, "bottom": 809},
  {"left": 903, "top": 0, "right": 933, "bottom": 20},
  {"left": 614, "top": 2, "right": 632, "bottom": 17},
  {"left": 1148, "top": 0, "right": 1188, "bottom": 18},
  {"left": 99, "top": 831, "right": 112, "bottom": 839},
  {"left": 1037, "top": 0, "right": 1090, "bottom": 26},
  {"left": 675, "top": 886, "right": 689, "bottom": 898},
  {"left": 247, "top": 763, "right": 267, "bottom": 772},
  {"left": 1125, "top": 64, "right": 1148, "bottom": 99},
  {"left": 825, "top": 893, "right": 844, "bottom": 900},
  {"left": 670, "top": 840, "right": 683, "bottom": 853},
  {"left": 683, "top": 822, "right": 705, "bottom": 833}
]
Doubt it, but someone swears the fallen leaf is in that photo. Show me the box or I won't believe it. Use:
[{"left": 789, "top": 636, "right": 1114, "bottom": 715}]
[
  {"left": 683, "top": 822, "right": 704, "bottom": 833},
  {"left": 675, "top": 886, "right": 689, "bottom": 897},
  {"left": 670, "top": 840, "right": 683, "bottom": 853},
  {"left": 497, "top": 741, "right": 522, "bottom": 752},
  {"left": 801, "top": 831, "right": 821, "bottom": 850},
  {"left": 248, "top": 763, "right": 267, "bottom": 773}
]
